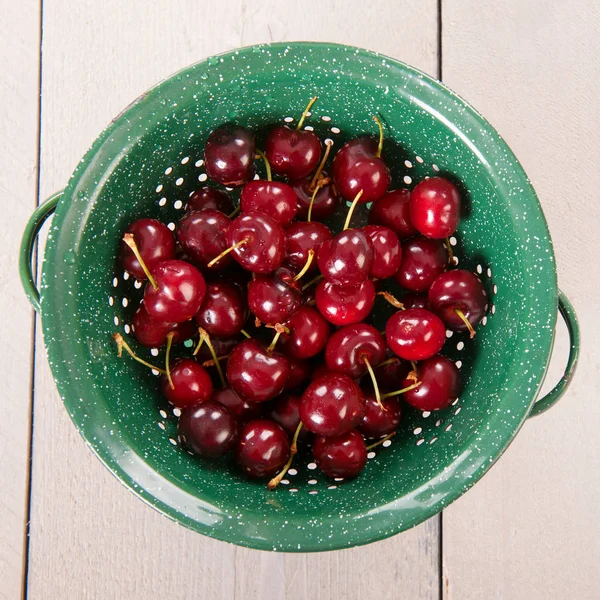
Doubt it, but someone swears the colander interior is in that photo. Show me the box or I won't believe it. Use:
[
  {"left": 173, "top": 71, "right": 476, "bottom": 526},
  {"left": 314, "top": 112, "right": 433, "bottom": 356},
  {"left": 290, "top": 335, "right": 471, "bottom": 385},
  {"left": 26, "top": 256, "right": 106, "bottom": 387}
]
[{"left": 41, "top": 42, "right": 556, "bottom": 551}]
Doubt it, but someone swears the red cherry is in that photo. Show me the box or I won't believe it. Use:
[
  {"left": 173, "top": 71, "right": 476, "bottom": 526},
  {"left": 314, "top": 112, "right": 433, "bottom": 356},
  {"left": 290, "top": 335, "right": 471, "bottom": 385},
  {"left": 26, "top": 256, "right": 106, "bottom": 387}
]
[
  {"left": 132, "top": 304, "right": 196, "bottom": 347},
  {"left": 212, "top": 387, "right": 261, "bottom": 422},
  {"left": 385, "top": 308, "right": 446, "bottom": 361},
  {"left": 285, "top": 221, "right": 333, "bottom": 273},
  {"left": 315, "top": 279, "right": 376, "bottom": 326},
  {"left": 368, "top": 189, "right": 417, "bottom": 239},
  {"left": 376, "top": 358, "right": 410, "bottom": 392},
  {"left": 236, "top": 419, "right": 290, "bottom": 478},
  {"left": 265, "top": 125, "right": 322, "bottom": 180},
  {"left": 186, "top": 187, "right": 234, "bottom": 214},
  {"left": 195, "top": 281, "right": 246, "bottom": 337},
  {"left": 268, "top": 394, "right": 311, "bottom": 440},
  {"left": 395, "top": 237, "right": 448, "bottom": 293},
  {"left": 402, "top": 355, "right": 461, "bottom": 410},
  {"left": 247, "top": 266, "right": 301, "bottom": 325},
  {"left": 292, "top": 172, "right": 341, "bottom": 220},
  {"left": 284, "top": 356, "right": 311, "bottom": 390},
  {"left": 317, "top": 229, "right": 373, "bottom": 287},
  {"left": 313, "top": 430, "right": 367, "bottom": 479},
  {"left": 160, "top": 358, "right": 213, "bottom": 409},
  {"left": 409, "top": 177, "right": 461, "bottom": 239},
  {"left": 279, "top": 306, "right": 330, "bottom": 360},
  {"left": 361, "top": 225, "right": 402, "bottom": 279},
  {"left": 240, "top": 180, "right": 298, "bottom": 227},
  {"left": 204, "top": 125, "right": 255, "bottom": 187},
  {"left": 401, "top": 293, "right": 429, "bottom": 310},
  {"left": 194, "top": 335, "right": 241, "bottom": 366},
  {"left": 358, "top": 394, "right": 402, "bottom": 438}
]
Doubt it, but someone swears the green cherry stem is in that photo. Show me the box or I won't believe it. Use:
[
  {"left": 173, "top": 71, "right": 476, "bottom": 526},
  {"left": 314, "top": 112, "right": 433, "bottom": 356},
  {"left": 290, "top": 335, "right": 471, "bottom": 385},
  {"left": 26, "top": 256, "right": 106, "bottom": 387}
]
[
  {"left": 366, "top": 431, "right": 396, "bottom": 451},
  {"left": 113, "top": 333, "right": 166, "bottom": 374},
  {"left": 165, "top": 331, "right": 175, "bottom": 389},
  {"left": 343, "top": 189, "right": 364, "bottom": 230},
  {"left": 122, "top": 233, "right": 158, "bottom": 289},
  {"left": 255, "top": 149, "right": 272, "bottom": 181},
  {"left": 268, "top": 421, "right": 303, "bottom": 490},
  {"left": 380, "top": 381, "right": 422, "bottom": 400},
  {"left": 296, "top": 96, "right": 318, "bottom": 131},
  {"left": 198, "top": 327, "right": 226, "bottom": 387},
  {"left": 373, "top": 115, "right": 384, "bottom": 158}
]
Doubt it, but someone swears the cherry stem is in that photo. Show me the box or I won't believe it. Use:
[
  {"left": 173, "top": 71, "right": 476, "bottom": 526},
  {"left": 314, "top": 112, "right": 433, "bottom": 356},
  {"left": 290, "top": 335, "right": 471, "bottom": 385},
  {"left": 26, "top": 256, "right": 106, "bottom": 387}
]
[
  {"left": 165, "top": 331, "right": 175, "bottom": 389},
  {"left": 366, "top": 431, "right": 396, "bottom": 451},
  {"left": 362, "top": 355, "right": 383, "bottom": 410},
  {"left": 406, "top": 362, "right": 419, "bottom": 383},
  {"left": 343, "top": 190, "right": 364, "bottom": 231},
  {"left": 198, "top": 327, "right": 226, "bottom": 387},
  {"left": 301, "top": 273, "right": 323, "bottom": 291},
  {"left": 380, "top": 381, "right": 422, "bottom": 400},
  {"left": 293, "top": 249, "right": 315, "bottom": 282},
  {"left": 122, "top": 233, "right": 158, "bottom": 289},
  {"left": 228, "top": 204, "right": 241, "bottom": 218},
  {"left": 255, "top": 149, "right": 272, "bottom": 181},
  {"left": 112, "top": 333, "right": 166, "bottom": 374},
  {"left": 375, "top": 357, "right": 400, "bottom": 369},
  {"left": 373, "top": 115, "right": 384, "bottom": 159},
  {"left": 444, "top": 237, "right": 456, "bottom": 265},
  {"left": 267, "top": 323, "right": 288, "bottom": 352},
  {"left": 202, "top": 354, "right": 230, "bottom": 367},
  {"left": 240, "top": 329, "right": 251, "bottom": 339},
  {"left": 268, "top": 421, "right": 303, "bottom": 490},
  {"left": 192, "top": 336, "right": 204, "bottom": 356},
  {"left": 309, "top": 139, "right": 333, "bottom": 192},
  {"left": 377, "top": 290, "right": 404, "bottom": 310},
  {"left": 306, "top": 182, "right": 322, "bottom": 223},
  {"left": 455, "top": 308, "right": 476, "bottom": 338},
  {"left": 206, "top": 237, "right": 249, "bottom": 268},
  {"left": 296, "top": 96, "right": 318, "bottom": 131}
]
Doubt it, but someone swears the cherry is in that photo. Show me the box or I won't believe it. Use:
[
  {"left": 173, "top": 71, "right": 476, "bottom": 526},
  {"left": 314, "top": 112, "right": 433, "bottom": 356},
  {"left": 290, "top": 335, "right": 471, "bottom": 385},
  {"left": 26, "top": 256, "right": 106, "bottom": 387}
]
[
  {"left": 315, "top": 279, "right": 376, "bottom": 326},
  {"left": 385, "top": 307, "right": 446, "bottom": 361},
  {"left": 284, "top": 356, "right": 311, "bottom": 390},
  {"left": 236, "top": 419, "right": 290, "bottom": 478},
  {"left": 285, "top": 221, "right": 332, "bottom": 274},
  {"left": 279, "top": 306, "right": 330, "bottom": 360},
  {"left": 401, "top": 293, "right": 429, "bottom": 310},
  {"left": 186, "top": 187, "right": 235, "bottom": 214},
  {"left": 119, "top": 219, "right": 175, "bottom": 280},
  {"left": 177, "top": 209, "right": 231, "bottom": 271},
  {"left": 132, "top": 304, "right": 195, "bottom": 347},
  {"left": 292, "top": 171, "right": 341, "bottom": 220},
  {"left": 299, "top": 373, "right": 365, "bottom": 436},
  {"left": 160, "top": 358, "right": 213, "bottom": 409},
  {"left": 361, "top": 225, "right": 402, "bottom": 279},
  {"left": 324, "top": 323, "right": 385, "bottom": 379},
  {"left": 401, "top": 355, "right": 461, "bottom": 410},
  {"left": 195, "top": 281, "right": 246, "bottom": 337},
  {"left": 178, "top": 400, "right": 238, "bottom": 458},
  {"left": 212, "top": 386, "right": 261, "bottom": 422},
  {"left": 317, "top": 229, "right": 373, "bottom": 287},
  {"left": 268, "top": 394, "right": 310, "bottom": 441},
  {"left": 358, "top": 394, "right": 402, "bottom": 438},
  {"left": 395, "top": 237, "right": 448, "bottom": 293},
  {"left": 226, "top": 338, "right": 290, "bottom": 402},
  {"left": 409, "top": 177, "right": 461, "bottom": 239},
  {"left": 194, "top": 335, "right": 241, "bottom": 366},
  {"left": 376, "top": 357, "right": 410, "bottom": 392},
  {"left": 428, "top": 269, "right": 488, "bottom": 337},
  {"left": 313, "top": 430, "right": 367, "bottom": 479},
  {"left": 247, "top": 266, "right": 301, "bottom": 325},
  {"left": 368, "top": 188, "right": 417, "bottom": 239},
  {"left": 204, "top": 124, "right": 255, "bottom": 187}
]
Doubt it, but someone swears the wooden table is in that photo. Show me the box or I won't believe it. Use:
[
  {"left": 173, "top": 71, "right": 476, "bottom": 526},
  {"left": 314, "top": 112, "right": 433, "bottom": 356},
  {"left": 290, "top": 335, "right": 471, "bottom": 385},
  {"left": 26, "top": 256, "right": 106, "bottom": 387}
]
[{"left": 2, "top": 1, "right": 598, "bottom": 598}]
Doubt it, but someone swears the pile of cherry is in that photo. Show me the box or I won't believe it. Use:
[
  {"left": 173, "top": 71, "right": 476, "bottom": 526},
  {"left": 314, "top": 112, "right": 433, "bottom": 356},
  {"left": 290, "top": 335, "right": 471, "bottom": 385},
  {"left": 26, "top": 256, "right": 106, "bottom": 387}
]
[{"left": 114, "top": 98, "right": 488, "bottom": 490}]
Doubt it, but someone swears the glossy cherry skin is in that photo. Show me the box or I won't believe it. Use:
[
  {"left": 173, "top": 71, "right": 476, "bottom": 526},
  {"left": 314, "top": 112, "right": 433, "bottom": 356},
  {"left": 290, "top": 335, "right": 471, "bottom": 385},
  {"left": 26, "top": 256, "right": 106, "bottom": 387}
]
[
  {"left": 385, "top": 308, "right": 446, "bottom": 361},
  {"left": 285, "top": 221, "right": 333, "bottom": 273},
  {"left": 186, "top": 187, "right": 234, "bottom": 214},
  {"left": 317, "top": 229, "right": 373, "bottom": 287},
  {"left": 401, "top": 293, "right": 429, "bottom": 310},
  {"left": 226, "top": 339, "right": 290, "bottom": 403},
  {"left": 268, "top": 394, "right": 311, "bottom": 441},
  {"left": 265, "top": 125, "right": 321, "bottom": 179},
  {"left": 240, "top": 180, "right": 298, "bottom": 227},
  {"left": 292, "top": 172, "right": 341, "bottom": 220},
  {"left": 358, "top": 394, "right": 402, "bottom": 438},
  {"left": 361, "top": 225, "right": 402, "bottom": 279},
  {"left": 299, "top": 373, "right": 365, "bottom": 436},
  {"left": 368, "top": 188, "right": 417, "bottom": 239},
  {"left": 284, "top": 356, "right": 311, "bottom": 391},
  {"left": 132, "top": 304, "right": 196, "bottom": 347},
  {"left": 204, "top": 125, "right": 255, "bottom": 187},
  {"left": 178, "top": 400, "right": 238, "bottom": 458},
  {"left": 395, "top": 237, "right": 448, "bottom": 293},
  {"left": 247, "top": 266, "right": 301, "bottom": 325},
  {"left": 313, "top": 430, "right": 367, "bottom": 479},
  {"left": 332, "top": 137, "right": 391, "bottom": 203},
  {"left": 279, "top": 306, "right": 330, "bottom": 360},
  {"left": 315, "top": 279, "right": 376, "bottom": 326},
  {"left": 377, "top": 358, "right": 410, "bottom": 392},
  {"left": 325, "top": 324, "right": 386, "bottom": 379},
  {"left": 402, "top": 355, "right": 461, "bottom": 410},
  {"left": 428, "top": 269, "right": 488, "bottom": 331},
  {"left": 227, "top": 212, "right": 285, "bottom": 274},
  {"left": 236, "top": 419, "right": 290, "bottom": 478},
  {"left": 212, "top": 387, "right": 261, "bottom": 423},
  {"left": 119, "top": 219, "right": 176, "bottom": 280},
  {"left": 409, "top": 177, "right": 461, "bottom": 239},
  {"left": 144, "top": 260, "right": 206, "bottom": 323},
  {"left": 160, "top": 358, "right": 213, "bottom": 409},
  {"left": 177, "top": 209, "right": 231, "bottom": 272},
  {"left": 195, "top": 281, "right": 246, "bottom": 337}
]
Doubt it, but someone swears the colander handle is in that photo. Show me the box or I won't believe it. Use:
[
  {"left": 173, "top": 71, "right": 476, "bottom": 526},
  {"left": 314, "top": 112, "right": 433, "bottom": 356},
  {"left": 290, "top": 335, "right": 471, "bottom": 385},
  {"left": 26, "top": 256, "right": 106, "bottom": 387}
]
[
  {"left": 19, "top": 190, "right": 63, "bottom": 313},
  {"left": 528, "top": 290, "right": 580, "bottom": 418}
]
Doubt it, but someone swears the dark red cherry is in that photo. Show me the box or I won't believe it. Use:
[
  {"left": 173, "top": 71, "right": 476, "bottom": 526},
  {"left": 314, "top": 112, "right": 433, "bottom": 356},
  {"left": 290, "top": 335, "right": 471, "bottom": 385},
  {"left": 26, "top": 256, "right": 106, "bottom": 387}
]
[
  {"left": 195, "top": 281, "right": 246, "bottom": 337},
  {"left": 358, "top": 394, "right": 402, "bottom": 438},
  {"left": 212, "top": 386, "right": 261, "bottom": 422},
  {"left": 265, "top": 125, "right": 322, "bottom": 180},
  {"left": 178, "top": 400, "right": 238, "bottom": 458},
  {"left": 131, "top": 304, "right": 175, "bottom": 347},
  {"left": 299, "top": 373, "right": 365, "bottom": 436},
  {"left": 377, "top": 358, "right": 410, "bottom": 392},
  {"left": 325, "top": 324, "right": 385, "bottom": 379},
  {"left": 226, "top": 339, "right": 290, "bottom": 402},
  {"left": 285, "top": 221, "right": 333, "bottom": 273},
  {"left": 284, "top": 356, "right": 311, "bottom": 390},
  {"left": 279, "top": 306, "right": 330, "bottom": 360},
  {"left": 361, "top": 225, "right": 402, "bottom": 279},
  {"left": 386, "top": 308, "right": 446, "bottom": 361},
  {"left": 313, "top": 430, "right": 367, "bottom": 479},
  {"left": 194, "top": 335, "right": 241, "bottom": 366},
  {"left": 177, "top": 209, "right": 231, "bottom": 271},
  {"left": 395, "top": 237, "right": 448, "bottom": 293},
  {"left": 119, "top": 219, "right": 175, "bottom": 280},
  {"left": 268, "top": 394, "right": 311, "bottom": 441},
  {"left": 236, "top": 419, "right": 290, "bottom": 478},
  {"left": 315, "top": 279, "right": 376, "bottom": 326},
  {"left": 292, "top": 172, "right": 341, "bottom": 220},
  {"left": 402, "top": 355, "right": 461, "bottom": 411},
  {"left": 160, "top": 358, "right": 213, "bottom": 409},
  {"left": 240, "top": 180, "right": 298, "bottom": 227},
  {"left": 410, "top": 177, "right": 461, "bottom": 239},
  {"left": 144, "top": 260, "right": 206, "bottom": 323},
  {"left": 368, "top": 188, "right": 417, "bottom": 239},
  {"left": 204, "top": 125, "right": 255, "bottom": 187},
  {"left": 317, "top": 229, "right": 373, "bottom": 287},
  {"left": 401, "top": 293, "right": 429, "bottom": 310},
  {"left": 428, "top": 270, "right": 488, "bottom": 335},
  {"left": 247, "top": 266, "right": 301, "bottom": 325},
  {"left": 186, "top": 187, "right": 234, "bottom": 214}
]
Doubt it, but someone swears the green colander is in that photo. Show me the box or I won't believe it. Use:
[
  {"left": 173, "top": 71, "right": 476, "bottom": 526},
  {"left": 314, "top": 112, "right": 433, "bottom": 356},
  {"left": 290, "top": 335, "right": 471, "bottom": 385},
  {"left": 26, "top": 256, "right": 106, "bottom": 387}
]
[{"left": 19, "top": 42, "right": 580, "bottom": 552}]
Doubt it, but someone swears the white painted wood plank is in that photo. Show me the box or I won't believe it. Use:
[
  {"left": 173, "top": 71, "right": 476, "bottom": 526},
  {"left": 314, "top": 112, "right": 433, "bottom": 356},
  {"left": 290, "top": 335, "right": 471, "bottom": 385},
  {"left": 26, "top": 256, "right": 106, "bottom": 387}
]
[
  {"left": 442, "top": 1, "right": 600, "bottom": 599},
  {"left": 0, "top": 2, "right": 40, "bottom": 598},
  {"left": 29, "top": 1, "right": 439, "bottom": 598}
]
